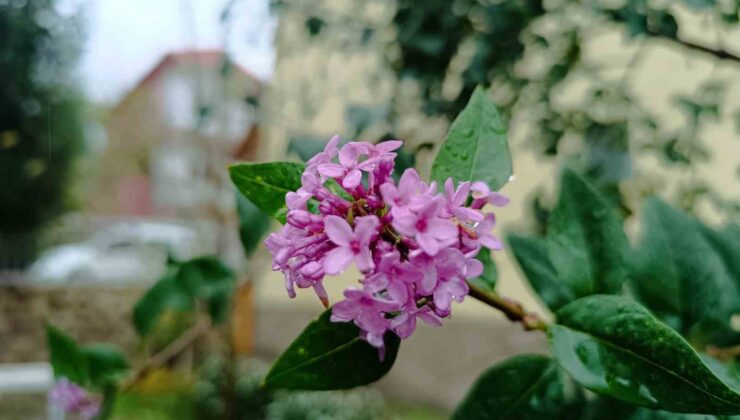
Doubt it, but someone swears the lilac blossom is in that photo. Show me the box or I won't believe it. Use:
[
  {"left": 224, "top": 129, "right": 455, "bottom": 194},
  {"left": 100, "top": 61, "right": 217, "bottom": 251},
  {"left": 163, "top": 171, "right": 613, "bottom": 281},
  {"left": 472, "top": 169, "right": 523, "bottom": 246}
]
[
  {"left": 324, "top": 215, "right": 380, "bottom": 274},
  {"left": 264, "top": 136, "right": 508, "bottom": 355},
  {"left": 48, "top": 378, "right": 101, "bottom": 420}
]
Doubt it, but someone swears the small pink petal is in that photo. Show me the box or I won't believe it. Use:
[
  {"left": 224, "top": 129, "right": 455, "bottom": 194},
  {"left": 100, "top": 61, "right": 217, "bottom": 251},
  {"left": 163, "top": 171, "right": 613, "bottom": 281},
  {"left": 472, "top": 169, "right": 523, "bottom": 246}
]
[
  {"left": 324, "top": 247, "right": 354, "bottom": 274},
  {"left": 427, "top": 218, "right": 457, "bottom": 239},
  {"left": 355, "top": 248, "right": 375, "bottom": 272},
  {"left": 480, "top": 235, "right": 503, "bottom": 250},
  {"left": 417, "top": 232, "right": 440, "bottom": 256},
  {"left": 317, "top": 163, "right": 345, "bottom": 177},
  {"left": 342, "top": 169, "right": 362, "bottom": 188},
  {"left": 324, "top": 215, "right": 353, "bottom": 246}
]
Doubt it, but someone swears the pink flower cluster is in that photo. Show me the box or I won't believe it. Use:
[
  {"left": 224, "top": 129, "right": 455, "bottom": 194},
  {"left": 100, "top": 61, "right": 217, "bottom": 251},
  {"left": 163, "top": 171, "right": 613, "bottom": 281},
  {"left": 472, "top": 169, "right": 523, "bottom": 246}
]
[
  {"left": 265, "top": 136, "right": 507, "bottom": 354},
  {"left": 48, "top": 378, "right": 101, "bottom": 420}
]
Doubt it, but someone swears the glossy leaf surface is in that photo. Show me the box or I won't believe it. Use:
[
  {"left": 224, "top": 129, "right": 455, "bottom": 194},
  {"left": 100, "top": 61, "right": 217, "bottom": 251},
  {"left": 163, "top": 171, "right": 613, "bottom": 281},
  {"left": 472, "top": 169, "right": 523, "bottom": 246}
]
[
  {"left": 549, "top": 295, "right": 740, "bottom": 415},
  {"left": 264, "top": 309, "right": 400, "bottom": 390},
  {"left": 431, "top": 86, "right": 512, "bottom": 190}
]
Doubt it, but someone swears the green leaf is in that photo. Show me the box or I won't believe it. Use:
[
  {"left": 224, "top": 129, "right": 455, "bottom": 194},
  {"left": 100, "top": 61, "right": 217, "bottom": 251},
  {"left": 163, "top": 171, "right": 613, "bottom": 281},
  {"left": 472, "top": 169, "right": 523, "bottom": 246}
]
[
  {"left": 176, "top": 257, "right": 235, "bottom": 324},
  {"left": 229, "top": 162, "right": 305, "bottom": 223},
  {"left": 546, "top": 168, "right": 627, "bottom": 298},
  {"left": 699, "top": 223, "right": 740, "bottom": 293},
  {"left": 467, "top": 247, "right": 497, "bottom": 293},
  {"left": 235, "top": 191, "right": 271, "bottom": 257},
  {"left": 431, "top": 86, "right": 512, "bottom": 190},
  {"left": 548, "top": 295, "right": 740, "bottom": 415},
  {"left": 83, "top": 344, "right": 129, "bottom": 388},
  {"left": 133, "top": 273, "right": 193, "bottom": 336},
  {"left": 264, "top": 309, "right": 400, "bottom": 390},
  {"left": 508, "top": 234, "right": 574, "bottom": 312},
  {"left": 452, "top": 354, "right": 571, "bottom": 420},
  {"left": 581, "top": 395, "right": 725, "bottom": 420},
  {"left": 47, "top": 324, "right": 89, "bottom": 385},
  {"left": 628, "top": 199, "right": 739, "bottom": 345}
]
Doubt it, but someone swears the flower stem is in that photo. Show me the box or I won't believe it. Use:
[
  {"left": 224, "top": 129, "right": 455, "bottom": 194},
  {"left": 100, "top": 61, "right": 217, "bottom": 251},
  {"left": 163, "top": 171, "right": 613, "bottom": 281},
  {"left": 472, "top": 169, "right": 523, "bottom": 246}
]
[{"left": 466, "top": 282, "right": 548, "bottom": 331}]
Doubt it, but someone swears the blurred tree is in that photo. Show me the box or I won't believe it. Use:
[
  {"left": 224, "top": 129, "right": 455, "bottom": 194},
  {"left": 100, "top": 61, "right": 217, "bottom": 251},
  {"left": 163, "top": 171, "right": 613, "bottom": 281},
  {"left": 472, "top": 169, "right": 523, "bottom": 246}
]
[
  {"left": 389, "top": 0, "right": 740, "bottom": 217},
  {"left": 0, "top": 0, "right": 86, "bottom": 264}
]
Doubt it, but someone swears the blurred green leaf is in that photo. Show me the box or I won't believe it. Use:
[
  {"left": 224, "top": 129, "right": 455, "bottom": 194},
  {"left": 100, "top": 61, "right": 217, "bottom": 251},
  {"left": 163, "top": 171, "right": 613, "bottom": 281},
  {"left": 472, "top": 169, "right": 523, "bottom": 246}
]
[
  {"left": 230, "top": 162, "right": 305, "bottom": 224},
  {"left": 83, "top": 344, "right": 129, "bottom": 388},
  {"left": 508, "top": 234, "right": 574, "bottom": 311},
  {"left": 134, "top": 256, "right": 235, "bottom": 336},
  {"left": 264, "top": 309, "right": 400, "bottom": 390},
  {"left": 235, "top": 191, "right": 271, "bottom": 257},
  {"left": 431, "top": 86, "right": 512, "bottom": 191},
  {"left": 549, "top": 295, "right": 740, "bottom": 415},
  {"left": 580, "top": 395, "right": 729, "bottom": 419},
  {"left": 452, "top": 355, "right": 570, "bottom": 419},
  {"left": 178, "top": 257, "right": 235, "bottom": 324},
  {"left": 47, "top": 323, "right": 89, "bottom": 386},
  {"left": 628, "top": 198, "right": 739, "bottom": 346},
  {"left": 133, "top": 272, "right": 193, "bottom": 336},
  {"left": 547, "top": 168, "right": 628, "bottom": 299},
  {"left": 698, "top": 223, "right": 740, "bottom": 292}
]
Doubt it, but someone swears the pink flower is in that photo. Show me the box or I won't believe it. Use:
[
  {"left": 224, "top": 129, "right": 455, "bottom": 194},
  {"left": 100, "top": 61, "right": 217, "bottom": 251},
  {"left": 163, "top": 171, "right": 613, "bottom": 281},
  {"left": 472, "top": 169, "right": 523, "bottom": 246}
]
[
  {"left": 380, "top": 168, "right": 421, "bottom": 211},
  {"left": 264, "top": 137, "right": 508, "bottom": 353},
  {"left": 366, "top": 140, "right": 402, "bottom": 160},
  {"left": 318, "top": 142, "right": 379, "bottom": 189},
  {"left": 306, "top": 134, "right": 341, "bottom": 173},
  {"left": 391, "top": 303, "right": 442, "bottom": 339},
  {"left": 471, "top": 181, "right": 509, "bottom": 209},
  {"left": 331, "top": 287, "right": 399, "bottom": 351},
  {"left": 392, "top": 197, "right": 457, "bottom": 256},
  {"left": 323, "top": 215, "right": 380, "bottom": 274},
  {"left": 443, "top": 179, "right": 484, "bottom": 222},
  {"left": 48, "top": 379, "right": 101, "bottom": 420},
  {"left": 463, "top": 213, "right": 503, "bottom": 250}
]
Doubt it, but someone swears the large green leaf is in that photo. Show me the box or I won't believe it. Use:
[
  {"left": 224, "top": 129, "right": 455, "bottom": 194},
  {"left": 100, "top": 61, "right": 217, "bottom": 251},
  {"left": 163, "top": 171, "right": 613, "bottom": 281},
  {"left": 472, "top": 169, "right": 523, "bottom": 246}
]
[
  {"left": 546, "top": 168, "right": 627, "bottom": 298},
  {"left": 452, "top": 354, "right": 573, "bottom": 420},
  {"left": 431, "top": 86, "right": 512, "bottom": 190},
  {"left": 629, "top": 199, "right": 739, "bottom": 346},
  {"left": 83, "top": 344, "right": 129, "bottom": 388},
  {"left": 468, "top": 247, "right": 497, "bottom": 293},
  {"left": 264, "top": 309, "right": 400, "bottom": 390},
  {"left": 508, "top": 234, "right": 574, "bottom": 312},
  {"left": 47, "top": 323, "right": 89, "bottom": 385},
  {"left": 229, "top": 162, "right": 305, "bottom": 223},
  {"left": 549, "top": 295, "right": 740, "bottom": 415}
]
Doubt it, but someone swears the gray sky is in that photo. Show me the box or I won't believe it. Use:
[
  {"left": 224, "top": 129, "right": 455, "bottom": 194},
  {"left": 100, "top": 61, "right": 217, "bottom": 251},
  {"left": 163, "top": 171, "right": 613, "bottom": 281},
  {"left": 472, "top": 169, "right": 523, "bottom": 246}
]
[{"left": 77, "top": 0, "right": 275, "bottom": 103}]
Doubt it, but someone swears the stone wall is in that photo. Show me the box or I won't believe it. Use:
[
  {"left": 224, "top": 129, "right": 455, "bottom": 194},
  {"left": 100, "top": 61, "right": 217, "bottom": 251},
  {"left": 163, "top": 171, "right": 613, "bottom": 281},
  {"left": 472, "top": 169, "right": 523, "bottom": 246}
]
[{"left": 0, "top": 286, "right": 143, "bottom": 363}]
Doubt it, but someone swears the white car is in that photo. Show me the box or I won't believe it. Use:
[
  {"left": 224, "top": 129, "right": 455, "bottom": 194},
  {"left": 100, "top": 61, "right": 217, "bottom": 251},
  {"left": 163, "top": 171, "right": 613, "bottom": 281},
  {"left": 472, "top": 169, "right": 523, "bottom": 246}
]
[{"left": 28, "top": 222, "right": 205, "bottom": 286}]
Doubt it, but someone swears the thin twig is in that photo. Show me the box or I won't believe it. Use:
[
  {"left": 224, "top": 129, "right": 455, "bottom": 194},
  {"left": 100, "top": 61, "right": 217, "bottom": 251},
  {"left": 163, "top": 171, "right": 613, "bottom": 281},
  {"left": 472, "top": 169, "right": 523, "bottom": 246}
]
[
  {"left": 706, "top": 344, "right": 740, "bottom": 362},
  {"left": 647, "top": 30, "right": 740, "bottom": 64},
  {"left": 123, "top": 319, "right": 212, "bottom": 389},
  {"left": 466, "top": 282, "right": 548, "bottom": 331}
]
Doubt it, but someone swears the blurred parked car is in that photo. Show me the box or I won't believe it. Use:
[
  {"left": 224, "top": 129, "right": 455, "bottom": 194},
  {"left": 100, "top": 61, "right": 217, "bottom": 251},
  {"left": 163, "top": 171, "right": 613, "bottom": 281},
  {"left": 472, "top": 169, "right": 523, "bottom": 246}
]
[{"left": 28, "top": 222, "right": 203, "bottom": 286}]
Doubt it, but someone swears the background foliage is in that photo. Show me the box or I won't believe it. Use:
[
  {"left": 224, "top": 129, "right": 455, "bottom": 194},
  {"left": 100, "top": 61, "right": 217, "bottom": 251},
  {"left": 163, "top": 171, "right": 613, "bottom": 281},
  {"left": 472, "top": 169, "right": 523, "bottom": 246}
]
[{"left": 0, "top": 0, "right": 86, "bottom": 261}]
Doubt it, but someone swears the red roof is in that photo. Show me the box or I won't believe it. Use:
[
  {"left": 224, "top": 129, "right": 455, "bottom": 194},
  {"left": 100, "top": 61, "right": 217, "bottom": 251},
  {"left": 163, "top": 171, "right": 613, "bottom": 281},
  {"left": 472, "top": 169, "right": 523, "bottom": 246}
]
[{"left": 114, "top": 49, "right": 262, "bottom": 109}]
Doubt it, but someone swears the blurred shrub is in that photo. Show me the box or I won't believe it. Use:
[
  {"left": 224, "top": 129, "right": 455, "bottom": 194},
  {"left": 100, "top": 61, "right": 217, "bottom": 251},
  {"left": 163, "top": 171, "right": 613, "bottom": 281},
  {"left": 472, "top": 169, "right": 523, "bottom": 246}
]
[{"left": 195, "top": 357, "right": 385, "bottom": 420}]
